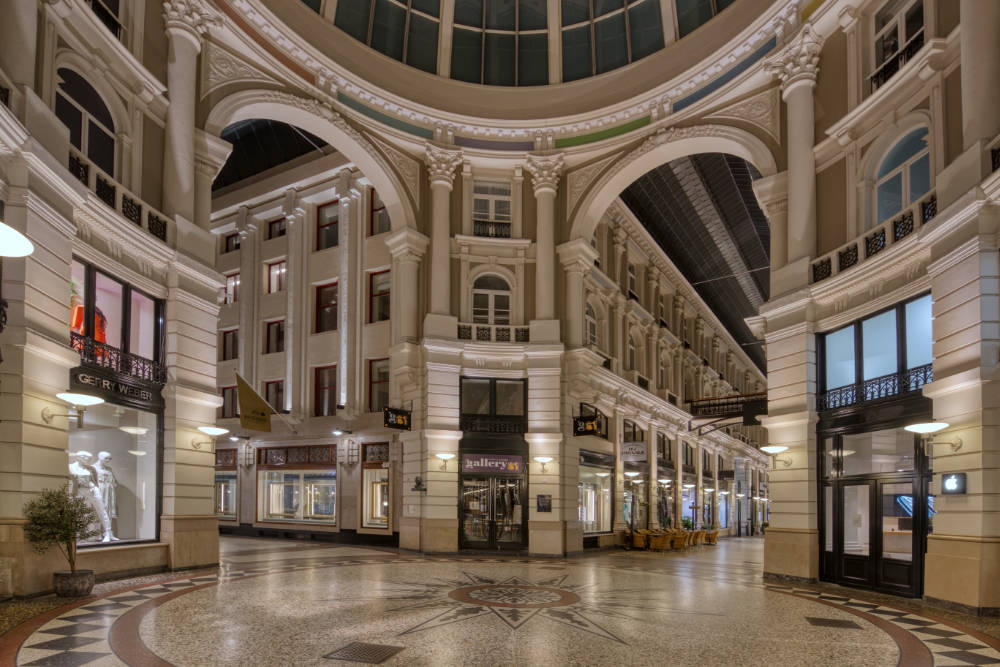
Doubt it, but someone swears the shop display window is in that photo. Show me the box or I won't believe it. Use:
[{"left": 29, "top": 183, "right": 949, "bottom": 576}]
[
  {"left": 623, "top": 474, "right": 647, "bottom": 531},
  {"left": 362, "top": 443, "right": 390, "bottom": 529},
  {"left": 578, "top": 464, "right": 612, "bottom": 533},
  {"left": 68, "top": 404, "right": 159, "bottom": 545},
  {"left": 215, "top": 473, "right": 237, "bottom": 519},
  {"left": 657, "top": 480, "right": 674, "bottom": 529},
  {"left": 259, "top": 471, "right": 336, "bottom": 524},
  {"left": 94, "top": 272, "right": 123, "bottom": 348}
]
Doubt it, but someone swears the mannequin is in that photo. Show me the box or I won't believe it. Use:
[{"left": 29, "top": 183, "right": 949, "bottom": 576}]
[
  {"left": 93, "top": 451, "right": 118, "bottom": 521},
  {"left": 68, "top": 450, "right": 116, "bottom": 542}
]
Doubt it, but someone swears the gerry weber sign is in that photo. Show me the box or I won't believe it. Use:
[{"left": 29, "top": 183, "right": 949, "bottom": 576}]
[
  {"left": 461, "top": 454, "right": 523, "bottom": 474},
  {"left": 70, "top": 366, "right": 164, "bottom": 412}
]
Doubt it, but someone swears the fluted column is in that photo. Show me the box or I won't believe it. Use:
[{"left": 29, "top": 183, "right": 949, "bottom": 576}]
[
  {"left": 162, "top": 2, "right": 214, "bottom": 224},
  {"left": 386, "top": 228, "right": 430, "bottom": 344},
  {"left": 525, "top": 153, "right": 564, "bottom": 322},
  {"left": 767, "top": 24, "right": 821, "bottom": 265},
  {"left": 424, "top": 144, "right": 462, "bottom": 318},
  {"left": 960, "top": 1, "right": 1000, "bottom": 148},
  {"left": 557, "top": 239, "right": 598, "bottom": 348}
]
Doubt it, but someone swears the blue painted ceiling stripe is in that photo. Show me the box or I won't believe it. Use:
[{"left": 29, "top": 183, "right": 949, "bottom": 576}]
[{"left": 673, "top": 36, "right": 778, "bottom": 112}]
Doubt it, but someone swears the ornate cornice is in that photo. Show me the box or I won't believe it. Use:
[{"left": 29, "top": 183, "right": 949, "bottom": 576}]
[
  {"left": 424, "top": 144, "right": 463, "bottom": 189},
  {"left": 765, "top": 23, "right": 823, "bottom": 93},
  {"left": 524, "top": 153, "right": 564, "bottom": 196}
]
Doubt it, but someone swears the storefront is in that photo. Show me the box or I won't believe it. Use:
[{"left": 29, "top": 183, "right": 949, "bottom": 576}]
[
  {"left": 256, "top": 445, "right": 338, "bottom": 526},
  {"left": 655, "top": 434, "right": 675, "bottom": 529},
  {"left": 214, "top": 448, "right": 238, "bottom": 522},
  {"left": 66, "top": 258, "right": 165, "bottom": 547},
  {"left": 579, "top": 450, "right": 614, "bottom": 534}
]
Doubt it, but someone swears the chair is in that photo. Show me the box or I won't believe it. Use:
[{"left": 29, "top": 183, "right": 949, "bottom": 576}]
[
  {"left": 706, "top": 530, "right": 719, "bottom": 545},
  {"left": 632, "top": 530, "right": 648, "bottom": 550},
  {"left": 649, "top": 532, "right": 671, "bottom": 552}
]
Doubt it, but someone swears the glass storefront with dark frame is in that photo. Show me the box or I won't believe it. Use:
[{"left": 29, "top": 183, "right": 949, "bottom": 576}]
[
  {"left": 67, "top": 257, "right": 166, "bottom": 547},
  {"left": 817, "top": 293, "right": 934, "bottom": 598},
  {"left": 579, "top": 450, "right": 614, "bottom": 535},
  {"left": 256, "top": 445, "right": 338, "bottom": 526},
  {"left": 215, "top": 448, "right": 238, "bottom": 521},
  {"left": 656, "top": 433, "right": 675, "bottom": 529}
]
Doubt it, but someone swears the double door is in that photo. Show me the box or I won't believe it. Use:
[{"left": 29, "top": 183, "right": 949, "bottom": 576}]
[
  {"left": 824, "top": 476, "right": 928, "bottom": 597},
  {"left": 460, "top": 476, "right": 526, "bottom": 550}
]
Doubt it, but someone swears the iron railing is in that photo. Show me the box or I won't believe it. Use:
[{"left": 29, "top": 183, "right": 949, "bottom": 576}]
[
  {"left": 71, "top": 331, "right": 167, "bottom": 384},
  {"left": 817, "top": 362, "right": 932, "bottom": 411},
  {"left": 458, "top": 323, "right": 529, "bottom": 343},
  {"left": 688, "top": 392, "right": 767, "bottom": 419},
  {"left": 473, "top": 220, "right": 511, "bottom": 238},
  {"left": 870, "top": 30, "right": 924, "bottom": 92}
]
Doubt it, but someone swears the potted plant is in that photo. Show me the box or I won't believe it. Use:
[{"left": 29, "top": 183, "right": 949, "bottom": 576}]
[
  {"left": 681, "top": 516, "right": 694, "bottom": 531},
  {"left": 22, "top": 485, "right": 100, "bottom": 596}
]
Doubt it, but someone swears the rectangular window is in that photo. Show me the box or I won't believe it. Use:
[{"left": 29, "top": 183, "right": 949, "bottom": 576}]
[
  {"left": 221, "top": 386, "right": 238, "bottom": 418},
  {"left": 224, "top": 272, "right": 240, "bottom": 304},
  {"left": 495, "top": 380, "right": 525, "bottom": 416},
  {"left": 683, "top": 443, "right": 694, "bottom": 468},
  {"left": 579, "top": 464, "right": 613, "bottom": 533},
  {"left": 221, "top": 329, "right": 238, "bottom": 361},
  {"left": 862, "top": 310, "right": 897, "bottom": 380},
  {"left": 314, "top": 365, "right": 337, "bottom": 417},
  {"left": 94, "top": 272, "right": 124, "bottom": 349},
  {"left": 316, "top": 200, "right": 339, "bottom": 250},
  {"left": 824, "top": 325, "right": 856, "bottom": 390},
  {"left": 129, "top": 290, "right": 156, "bottom": 360},
  {"left": 315, "top": 282, "right": 338, "bottom": 333},
  {"left": 904, "top": 294, "right": 932, "bottom": 369},
  {"left": 265, "top": 320, "right": 285, "bottom": 354},
  {"left": 363, "top": 445, "right": 390, "bottom": 529},
  {"left": 703, "top": 450, "right": 713, "bottom": 476},
  {"left": 627, "top": 264, "right": 638, "bottom": 300},
  {"left": 215, "top": 472, "right": 237, "bottom": 519},
  {"left": 267, "top": 261, "right": 286, "bottom": 293},
  {"left": 369, "top": 270, "right": 390, "bottom": 323},
  {"left": 370, "top": 189, "right": 391, "bottom": 236},
  {"left": 264, "top": 380, "right": 284, "bottom": 411},
  {"left": 268, "top": 217, "right": 286, "bottom": 239},
  {"left": 223, "top": 233, "right": 241, "bottom": 253},
  {"left": 461, "top": 378, "right": 491, "bottom": 415},
  {"left": 622, "top": 419, "right": 643, "bottom": 442},
  {"left": 472, "top": 180, "right": 512, "bottom": 238},
  {"left": 259, "top": 470, "right": 336, "bottom": 524},
  {"left": 70, "top": 259, "right": 87, "bottom": 336},
  {"left": 368, "top": 358, "right": 389, "bottom": 412}
]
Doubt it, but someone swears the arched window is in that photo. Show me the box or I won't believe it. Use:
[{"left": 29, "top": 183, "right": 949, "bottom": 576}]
[
  {"left": 627, "top": 334, "right": 637, "bottom": 371},
  {"left": 627, "top": 263, "right": 638, "bottom": 300},
  {"left": 874, "top": 127, "right": 930, "bottom": 226},
  {"left": 55, "top": 68, "right": 115, "bottom": 176},
  {"left": 472, "top": 274, "right": 510, "bottom": 325},
  {"left": 585, "top": 303, "right": 598, "bottom": 347}
]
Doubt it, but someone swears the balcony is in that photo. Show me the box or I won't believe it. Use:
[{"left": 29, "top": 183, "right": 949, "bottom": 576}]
[
  {"left": 811, "top": 191, "right": 936, "bottom": 285},
  {"left": 870, "top": 30, "right": 924, "bottom": 93},
  {"left": 88, "top": 0, "right": 124, "bottom": 41},
  {"left": 458, "top": 323, "right": 530, "bottom": 343},
  {"left": 71, "top": 331, "right": 167, "bottom": 384},
  {"left": 472, "top": 219, "right": 511, "bottom": 239},
  {"left": 68, "top": 148, "right": 170, "bottom": 244},
  {"left": 817, "top": 363, "right": 932, "bottom": 411}
]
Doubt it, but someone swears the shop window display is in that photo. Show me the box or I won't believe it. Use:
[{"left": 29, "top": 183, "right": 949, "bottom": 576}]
[
  {"left": 363, "top": 443, "right": 390, "bottom": 529},
  {"left": 656, "top": 480, "right": 674, "bottom": 528},
  {"left": 260, "top": 471, "right": 337, "bottom": 524},
  {"left": 578, "top": 465, "right": 612, "bottom": 533},
  {"left": 215, "top": 449, "right": 237, "bottom": 520},
  {"left": 68, "top": 404, "right": 158, "bottom": 544}
]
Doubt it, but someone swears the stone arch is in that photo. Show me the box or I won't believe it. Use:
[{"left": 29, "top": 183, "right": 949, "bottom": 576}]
[
  {"left": 204, "top": 89, "right": 417, "bottom": 232},
  {"left": 53, "top": 50, "right": 131, "bottom": 137},
  {"left": 569, "top": 123, "right": 779, "bottom": 242}
]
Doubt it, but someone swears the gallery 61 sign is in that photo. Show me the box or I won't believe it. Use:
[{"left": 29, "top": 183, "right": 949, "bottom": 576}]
[{"left": 462, "top": 454, "right": 523, "bottom": 474}]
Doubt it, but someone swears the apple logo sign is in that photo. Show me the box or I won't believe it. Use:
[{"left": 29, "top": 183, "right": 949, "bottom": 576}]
[{"left": 944, "top": 476, "right": 958, "bottom": 491}]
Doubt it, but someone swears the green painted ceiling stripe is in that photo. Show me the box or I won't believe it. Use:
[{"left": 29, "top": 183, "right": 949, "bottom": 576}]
[
  {"left": 337, "top": 92, "right": 434, "bottom": 140},
  {"left": 555, "top": 115, "right": 651, "bottom": 149}
]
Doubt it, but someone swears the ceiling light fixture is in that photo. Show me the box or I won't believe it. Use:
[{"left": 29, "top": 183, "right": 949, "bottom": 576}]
[
  {"left": 624, "top": 471, "right": 640, "bottom": 478},
  {"left": 119, "top": 426, "right": 148, "bottom": 436}
]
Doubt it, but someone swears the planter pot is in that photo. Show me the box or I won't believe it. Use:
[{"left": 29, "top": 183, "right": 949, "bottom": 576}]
[{"left": 53, "top": 570, "right": 95, "bottom": 597}]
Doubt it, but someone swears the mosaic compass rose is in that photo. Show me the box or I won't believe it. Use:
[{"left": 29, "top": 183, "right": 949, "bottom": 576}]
[{"left": 379, "top": 570, "right": 715, "bottom": 644}]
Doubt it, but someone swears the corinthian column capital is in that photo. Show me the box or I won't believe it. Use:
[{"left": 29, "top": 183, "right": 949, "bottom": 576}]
[
  {"left": 525, "top": 152, "right": 564, "bottom": 196},
  {"left": 766, "top": 23, "right": 823, "bottom": 94},
  {"left": 163, "top": 0, "right": 220, "bottom": 47},
  {"left": 424, "top": 144, "right": 463, "bottom": 189}
]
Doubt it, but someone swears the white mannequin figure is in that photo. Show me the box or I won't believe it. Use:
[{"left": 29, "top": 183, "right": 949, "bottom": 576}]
[
  {"left": 94, "top": 451, "right": 118, "bottom": 522},
  {"left": 68, "top": 450, "right": 115, "bottom": 542}
]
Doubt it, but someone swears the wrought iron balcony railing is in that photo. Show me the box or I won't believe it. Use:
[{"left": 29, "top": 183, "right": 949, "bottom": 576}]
[
  {"left": 472, "top": 220, "right": 511, "bottom": 238},
  {"left": 817, "top": 363, "right": 932, "bottom": 411},
  {"left": 71, "top": 331, "right": 167, "bottom": 384},
  {"left": 458, "top": 322, "right": 530, "bottom": 343},
  {"left": 870, "top": 30, "right": 924, "bottom": 92}
]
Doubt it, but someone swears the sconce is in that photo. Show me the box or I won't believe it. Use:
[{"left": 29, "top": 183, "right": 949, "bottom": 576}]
[
  {"left": 435, "top": 452, "right": 455, "bottom": 470},
  {"left": 332, "top": 428, "right": 353, "bottom": 437},
  {"left": 905, "top": 421, "right": 962, "bottom": 452},
  {"left": 533, "top": 456, "right": 553, "bottom": 473},
  {"left": 761, "top": 444, "right": 792, "bottom": 468},
  {"left": 42, "top": 393, "right": 104, "bottom": 429},
  {"left": 192, "top": 426, "right": 229, "bottom": 451}
]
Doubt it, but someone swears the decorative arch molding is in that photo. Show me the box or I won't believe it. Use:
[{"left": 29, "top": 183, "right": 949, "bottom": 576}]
[
  {"left": 464, "top": 263, "right": 520, "bottom": 325},
  {"left": 204, "top": 88, "right": 417, "bottom": 232},
  {"left": 568, "top": 123, "right": 779, "bottom": 242},
  {"left": 52, "top": 49, "right": 132, "bottom": 138},
  {"left": 584, "top": 291, "right": 608, "bottom": 351}
]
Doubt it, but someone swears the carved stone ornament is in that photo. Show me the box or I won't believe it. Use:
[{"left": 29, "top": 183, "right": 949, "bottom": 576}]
[
  {"left": 567, "top": 152, "right": 620, "bottom": 217},
  {"left": 705, "top": 87, "right": 782, "bottom": 143},
  {"left": 424, "top": 144, "right": 463, "bottom": 188},
  {"left": 524, "top": 153, "right": 565, "bottom": 195},
  {"left": 202, "top": 43, "right": 278, "bottom": 98},
  {"left": 368, "top": 133, "right": 420, "bottom": 210},
  {"left": 162, "top": 0, "right": 219, "bottom": 38},
  {"left": 765, "top": 23, "right": 823, "bottom": 90}
]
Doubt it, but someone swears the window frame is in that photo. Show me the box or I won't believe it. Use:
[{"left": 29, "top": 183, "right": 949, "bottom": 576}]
[
  {"left": 369, "top": 269, "right": 391, "bottom": 323},
  {"left": 267, "top": 260, "right": 286, "bottom": 294},
  {"left": 55, "top": 68, "right": 116, "bottom": 177},
  {"left": 316, "top": 198, "right": 340, "bottom": 251},
  {"left": 451, "top": 1, "right": 550, "bottom": 86},
  {"left": 224, "top": 272, "right": 240, "bottom": 305},
  {"left": 870, "top": 0, "right": 924, "bottom": 78},
  {"left": 471, "top": 274, "right": 512, "bottom": 325},
  {"left": 220, "top": 385, "right": 238, "bottom": 419},
  {"left": 264, "top": 319, "right": 285, "bottom": 354},
  {"left": 585, "top": 302, "right": 599, "bottom": 347},
  {"left": 369, "top": 189, "right": 391, "bottom": 236},
  {"left": 872, "top": 127, "right": 932, "bottom": 227},
  {"left": 368, "top": 357, "right": 390, "bottom": 413},
  {"left": 220, "top": 329, "right": 238, "bottom": 361},
  {"left": 263, "top": 379, "right": 284, "bottom": 412},
  {"left": 314, "top": 281, "right": 339, "bottom": 333},
  {"left": 223, "top": 233, "right": 241, "bottom": 253},
  {"left": 313, "top": 364, "right": 338, "bottom": 417},
  {"left": 267, "top": 217, "right": 286, "bottom": 240},
  {"left": 561, "top": 0, "right": 665, "bottom": 81}
]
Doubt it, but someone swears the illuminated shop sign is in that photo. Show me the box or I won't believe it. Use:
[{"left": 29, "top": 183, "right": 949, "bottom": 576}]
[
  {"left": 461, "top": 454, "right": 523, "bottom": 474},
  {"left": 940, "top": 472, "right": 966, "bottom": 495},
  {"left": 70, "top": 366, "right": 163, "bottom": 411},
  {"left": 383, "top": 407, "right": 411, "bottom": 430}
]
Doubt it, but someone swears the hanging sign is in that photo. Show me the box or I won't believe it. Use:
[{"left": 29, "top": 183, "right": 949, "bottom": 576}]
[
  {"left": 622, "top": 442, "right": 647, "bottom": 463},
  {"left": 236, "top": 372, "right": 271, "bottom": 432},
  {"left": 940, "top": 472, "right": 966, "bottom": 495},
  {"left": 573, "top": 415, "right": 601, "bottom": 436},
  {"left": 461, "top": 453, "right": 523, "bottom": 474},
  {"left": 383, "top": 406, "right": 411, "bottom": 430}
]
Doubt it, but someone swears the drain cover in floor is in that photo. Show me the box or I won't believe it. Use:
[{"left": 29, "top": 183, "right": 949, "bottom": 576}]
[
  {"left": 324, "top": 642, "right": 405, "bottom": 664},
  {"left": 805, "top": 617, "right": 862, "bottom": 629}
]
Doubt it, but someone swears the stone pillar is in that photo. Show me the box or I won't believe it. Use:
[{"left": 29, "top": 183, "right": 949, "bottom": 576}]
[
  {"left": 613, "top": 411, "right": 627, "bottom": 534},
  {"left": 647, "top": 424, "right": 658, "bottom": 529},
  {"left": 557, "top": 239, "right": 598, "bottom": 348},
  {"left": 193, "top": 130, "right": 233, "bottom": 232},
  {"left": 695, "top": 445, "right": 704, "bottom": 529},
  {"left": 423, "top": 145, "right": 462, "bottom": 328},
  {"left": 923, "top": 213, "right": 1000, "bottom": 614},
  {"left": 959, "top": 0, "right": 1000, "bottom": 149},
  {"left": 283, "top": 190, "right": 305, "bottom": 416},
  {"left": 162, "top": 2, "right": 214, "bottom": 225},
  {"left": 0, "top": 0, "right": 36, "bottom": 91},
  {"left": 525, "top": 153, "right": 564, "bottom": 331},
  {"left": 767, "top": 25, "right": 821, "bottom": 267},
  {"left": 336, "top": 172, "right": 361, "bottom": 413},
  {"left": 386, "top": 229, "right": 429, "bottom": 345},
  {"left": 674, "top": 436, "right": 684, "bottom": 525}
]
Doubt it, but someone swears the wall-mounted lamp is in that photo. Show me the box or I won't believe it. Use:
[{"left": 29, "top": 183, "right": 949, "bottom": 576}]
[
  {"left": 624, "top": 471, "right": 640, "bottom": 478},
  {"left": 682, "top": 483, "right": 695, "bottom": 489},
  {"left": 718, "top": 490, "right": 730, "bottom": 496},
  {"left": 761, "top": 444, "right": 792, "bottom": 468},
  {"left": 0, "top": 220, "right": 34, "bottom": 258},
  {"left": 704, "top": 487, "right": 714, "bottom": 493},
  {"left": 736, "top": 493, "right": 745, "bottom": 499},
  {"left": 332, "top": 428, "right": 353, "bottom": 437},
  {"left": 42, "top": 393, "right": 105, "bottom": 429},
  {"left": 905, "top": 421, "right": 962, "bottom": 452},
  {"left": 435, "top": 452, "right": 455, "bottom": 470},
  {"left": 657, "top": 478, "right": 672, "bottom": 485},
  {"left": 192, "top": 426, "right": 229, "bottom": 451},
  {"left": 533, "top": 456, "right": 553, "bottom": 473}
]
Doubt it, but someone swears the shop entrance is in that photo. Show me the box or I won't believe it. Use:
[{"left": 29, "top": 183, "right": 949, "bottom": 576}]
[{"left": 460, "top": 475, "right": 526, "bottom": 550}]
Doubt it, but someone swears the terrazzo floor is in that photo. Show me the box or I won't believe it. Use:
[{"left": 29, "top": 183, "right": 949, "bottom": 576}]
[{"left": 2, "top": 536, "right": 999, "bottom": 666}]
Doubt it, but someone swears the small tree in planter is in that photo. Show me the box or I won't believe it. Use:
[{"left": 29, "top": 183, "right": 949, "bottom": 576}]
[{"left": 23, "top": 485, "right": 100, "bottom": 596}]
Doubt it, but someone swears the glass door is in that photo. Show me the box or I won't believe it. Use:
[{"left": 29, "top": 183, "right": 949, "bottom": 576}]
[
  {"left": 493, "top": 477, "right": 524, "bottom": 547},
  {"left": 878, "top": 479, "right": 918, "bottom": 595},
  {"left": 838, "top": 481, "right": 874, "bottom": 588},
  {"left": 460, "top": 476, "right": 527, "bottom": 550},
  {"left": 460, "top": 476, "right": 491, "bottom": 547}
]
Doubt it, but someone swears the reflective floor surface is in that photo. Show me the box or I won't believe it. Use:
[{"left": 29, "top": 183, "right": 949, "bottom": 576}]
[{"left": 2, "top": 536, "right": 999, "bottom": 666}]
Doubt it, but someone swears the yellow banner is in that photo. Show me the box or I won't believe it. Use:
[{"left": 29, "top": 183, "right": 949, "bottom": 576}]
[{"left": 236, "top": 373, "right": 271, "bottom": 432}]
